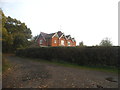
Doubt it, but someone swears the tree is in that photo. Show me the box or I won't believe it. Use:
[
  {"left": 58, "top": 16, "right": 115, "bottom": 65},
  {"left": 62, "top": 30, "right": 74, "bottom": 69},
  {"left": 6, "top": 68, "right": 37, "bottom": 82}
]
[
  {"left": 2, "top": 10, "right": 32, "bottom": 52},
  {"left": 79, "top": 41, "right": 85, "bottom": 47},
  {"left": 99, "top": 37, "right": 112, "bottom": 46},
  {"left": 1, "top": 10, "right": 13, "bottom": 52},
  {"left": 31, "top": 35, "right": 39, "bottom": 42},
  {"left": 28, "top": 35, "right": 39, "bottom": 47}
]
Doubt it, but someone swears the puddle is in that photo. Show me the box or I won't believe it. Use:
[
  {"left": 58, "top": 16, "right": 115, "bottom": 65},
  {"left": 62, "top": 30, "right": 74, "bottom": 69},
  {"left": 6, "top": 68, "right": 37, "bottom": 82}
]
[
  {"left": 105, "top": 77, "right": 117, "bottom": 82},
  {"left": 96, "top": 85, "right": 103, "bottom": 88}
]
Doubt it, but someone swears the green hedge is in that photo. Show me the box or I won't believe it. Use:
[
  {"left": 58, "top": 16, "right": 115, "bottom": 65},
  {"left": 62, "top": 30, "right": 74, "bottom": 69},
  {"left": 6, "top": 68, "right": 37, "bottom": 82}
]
[{"left": 16, "top": 46, "right": 119, "bottom": 67}]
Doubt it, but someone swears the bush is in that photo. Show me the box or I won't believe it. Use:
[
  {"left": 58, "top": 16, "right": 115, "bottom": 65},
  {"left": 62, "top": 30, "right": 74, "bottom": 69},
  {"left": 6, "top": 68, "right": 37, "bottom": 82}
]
[{"left": 16, "top": 46, "right": 119, "bottom": 67}]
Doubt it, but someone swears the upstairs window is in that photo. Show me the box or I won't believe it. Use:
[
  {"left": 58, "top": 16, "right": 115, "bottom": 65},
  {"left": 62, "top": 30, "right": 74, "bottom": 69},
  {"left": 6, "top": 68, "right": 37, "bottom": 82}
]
[{"left": 40, "top": 40, "right": 43, "bottom": 44}]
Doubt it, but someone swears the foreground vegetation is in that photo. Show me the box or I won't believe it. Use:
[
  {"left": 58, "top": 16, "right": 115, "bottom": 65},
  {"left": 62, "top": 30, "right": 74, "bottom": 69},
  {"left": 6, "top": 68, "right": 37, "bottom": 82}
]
[
  {"left": 1, "top": 9, "right": 32, "bottom": 53},
  {"left": 16, "top": 46, "right": 119, "bottom": 69},
  {"left": 2, "top": 56, "right": 11, "bottom": 72}
]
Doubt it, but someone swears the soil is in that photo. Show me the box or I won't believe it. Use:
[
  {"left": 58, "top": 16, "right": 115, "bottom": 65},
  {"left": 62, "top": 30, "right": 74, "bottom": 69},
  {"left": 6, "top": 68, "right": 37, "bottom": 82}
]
[{"left": 2, "top": 54, "right": 118, "bottom": 88}]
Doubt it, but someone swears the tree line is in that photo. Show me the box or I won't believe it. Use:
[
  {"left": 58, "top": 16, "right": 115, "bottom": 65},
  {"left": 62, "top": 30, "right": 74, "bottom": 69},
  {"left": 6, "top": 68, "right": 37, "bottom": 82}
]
[
  {"left": 79, "top": 37, "right": 113, "bottom": 47},
  {"left": 1, "top": 9, "right": 32, "bottom": 52}
]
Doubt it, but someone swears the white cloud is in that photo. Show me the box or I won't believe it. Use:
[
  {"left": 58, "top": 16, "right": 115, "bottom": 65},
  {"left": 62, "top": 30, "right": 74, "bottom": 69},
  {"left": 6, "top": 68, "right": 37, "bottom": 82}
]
[{"left": 0, "top": 0, "right": 25, "bottom": 3}]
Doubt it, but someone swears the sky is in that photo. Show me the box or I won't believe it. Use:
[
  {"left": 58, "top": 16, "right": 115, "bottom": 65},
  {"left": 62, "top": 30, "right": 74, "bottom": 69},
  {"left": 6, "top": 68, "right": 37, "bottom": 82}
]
[{"left": 0, "top": 0, "right": 119, "bottom": 46}]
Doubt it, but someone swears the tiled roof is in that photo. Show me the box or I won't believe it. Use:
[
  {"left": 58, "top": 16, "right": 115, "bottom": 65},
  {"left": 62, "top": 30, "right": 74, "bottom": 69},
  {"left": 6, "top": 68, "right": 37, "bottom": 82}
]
[
  {"left": 66, "top": 35, "right": 70, "bottom": 38},
  {"left": 57, "top": 31, "right": 63, "bottom": 37},
  {"left": 66, "top": 35, "right": 71, "bottom": 39},
  {"left": 40, "top": 32, "right": 56, "bottom": 39},
  {"left": 38, "top": 31, "right": 76, "bottom": 42},
  {"left": 41, "top": 32, "right": 47, "bottom": 36},
  {"left": 45, "top": 33, "right": 55, "bottom": 39}
]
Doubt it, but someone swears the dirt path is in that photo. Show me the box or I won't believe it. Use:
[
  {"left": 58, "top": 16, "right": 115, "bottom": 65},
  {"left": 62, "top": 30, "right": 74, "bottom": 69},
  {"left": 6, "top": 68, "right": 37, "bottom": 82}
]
[{"left": 2, "top": 54, "right": 118, "bottom": 88}]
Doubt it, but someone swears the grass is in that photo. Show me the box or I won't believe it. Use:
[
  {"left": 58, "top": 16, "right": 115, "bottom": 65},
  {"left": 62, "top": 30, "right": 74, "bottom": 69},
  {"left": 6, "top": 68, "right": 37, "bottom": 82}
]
[
  {"left": 23, "top": 57, "right": 119, "bottom": 74},
  {"left": 3, "top": 53, "right": 118, "bottom": 74},
  {"left": 2, "top": 57, "right": 11, "bottom": 72}
]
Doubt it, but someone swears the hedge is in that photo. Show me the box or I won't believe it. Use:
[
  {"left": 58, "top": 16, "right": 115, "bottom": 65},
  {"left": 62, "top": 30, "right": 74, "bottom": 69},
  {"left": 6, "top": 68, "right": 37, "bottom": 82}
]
[{"left": 16, "top": 46, "right": 119, "bottom": 67}]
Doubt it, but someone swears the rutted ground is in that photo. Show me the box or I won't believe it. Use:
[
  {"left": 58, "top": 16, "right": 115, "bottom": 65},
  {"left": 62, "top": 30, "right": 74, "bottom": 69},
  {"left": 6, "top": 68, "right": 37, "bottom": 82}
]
[{"left": 2, "top": 54, "right": 118, "bottom": 88}]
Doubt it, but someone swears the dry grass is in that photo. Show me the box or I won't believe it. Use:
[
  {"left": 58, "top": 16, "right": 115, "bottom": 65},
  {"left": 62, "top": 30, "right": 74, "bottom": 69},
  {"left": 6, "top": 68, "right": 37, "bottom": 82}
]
[{"left": 2, "top": 55, "right": 10, "bottom": 72}]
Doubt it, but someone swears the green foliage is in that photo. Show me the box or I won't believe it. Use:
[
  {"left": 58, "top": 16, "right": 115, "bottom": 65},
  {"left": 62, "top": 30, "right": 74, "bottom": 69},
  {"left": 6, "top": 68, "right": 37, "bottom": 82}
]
[
  {"left": 79, "top": 41, "right": 84, "bottom": 46},
  {"left": 32, "top": 35, "right": 39, "bottom": 41},
  {"left": 99, "top": 37, "right": 113, "bottom": 46},
  {"left": 1, "top": 11, "right": 32, "bottom": 52},
  {"left": 16, "top": 46, "right": 119, "bottom": 67}
]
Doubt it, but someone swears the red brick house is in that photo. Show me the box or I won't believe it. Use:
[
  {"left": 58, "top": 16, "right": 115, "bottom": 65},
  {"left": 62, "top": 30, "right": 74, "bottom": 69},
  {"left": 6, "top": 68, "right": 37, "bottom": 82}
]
[{"left": 35, "top": 31, "right": 76, "bottom": 47}]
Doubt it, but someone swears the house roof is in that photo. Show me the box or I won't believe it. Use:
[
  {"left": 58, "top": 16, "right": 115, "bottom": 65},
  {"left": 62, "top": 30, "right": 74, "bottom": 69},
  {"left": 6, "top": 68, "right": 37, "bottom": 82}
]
[
  {"left": 66, "top": 35, "right": 70, "bottom": 38},
  {"left": 41, "top": 32, "right": 47, "bottom": 36},
  {"left": 45, "top": 33, "right": 55, "bottom": 39},
  {"left": 40, "top": 32, "right": 48, "bottom": 41},
  {"left": 66, "top": 35, "right": 71, "bottom": 40},
  {"left": 57, "top": 31, "right": 63, "bottom": 37},
  {"left": 37, "top": 31, "right": 76, "bottom": 42},
  {"left": 40, "top": 32, "right": 56, "bottom": 40},
  {"left": 72, "top": 38, "right": 76, "bottom": 42}
]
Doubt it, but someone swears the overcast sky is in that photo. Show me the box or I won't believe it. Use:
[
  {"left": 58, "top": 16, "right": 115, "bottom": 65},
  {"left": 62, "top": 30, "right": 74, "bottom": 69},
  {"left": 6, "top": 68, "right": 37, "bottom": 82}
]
[{"left": 0, "top": 0, "right": 119, "bottom": 46}]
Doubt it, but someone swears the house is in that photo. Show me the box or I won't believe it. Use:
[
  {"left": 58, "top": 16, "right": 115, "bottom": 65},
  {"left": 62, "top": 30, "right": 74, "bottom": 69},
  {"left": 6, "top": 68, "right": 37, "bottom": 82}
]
[{"left": 35, "top": 31, "right": 76, "bottom": 47}]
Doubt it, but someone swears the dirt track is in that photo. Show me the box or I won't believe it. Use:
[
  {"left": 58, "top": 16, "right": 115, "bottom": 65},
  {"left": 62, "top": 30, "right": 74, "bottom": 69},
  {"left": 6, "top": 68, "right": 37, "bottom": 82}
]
[{"left": 2, "top": 54, "right": 118, "bottom": 88}]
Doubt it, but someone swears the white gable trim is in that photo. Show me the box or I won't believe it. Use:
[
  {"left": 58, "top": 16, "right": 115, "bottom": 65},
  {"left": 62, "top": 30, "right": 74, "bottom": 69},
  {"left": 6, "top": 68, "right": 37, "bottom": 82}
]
[
  {"left": 68, "top": 36, "right": 71, "bottom": 38},
  {"left": 72, "top": 39, "right": 74, "bottom": 42},
  {"left": 72, "top": 38, "right": 76, "bottom": 42},
  {"left": 52, "top": 33, "right": 58, "bottom": 38},
  {"left": 41, "top": 33, "right": 46, "bottom": 41},
  {"left": 59, "top": 34, "right": 63, "bottom": 39},
  {"left": 67, "top": 36, "right": 71, "bottom": 40},
  {"left": 66, "top": 35, "right": 72, "bottom": 40},
  {"left": 68, "top": 36, "right": 71, "bottom": 39},
  {"left": 35, "top": 35, "right": 39, "bottom": 42},
  {"left": 59, "top": 33, "right": 67, "bottom": 40}
]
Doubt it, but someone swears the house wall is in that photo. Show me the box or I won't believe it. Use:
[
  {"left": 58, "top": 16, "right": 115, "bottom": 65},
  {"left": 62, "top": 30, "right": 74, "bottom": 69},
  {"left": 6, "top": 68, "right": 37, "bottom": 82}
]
[
  {"left": 46, "top": 38, "right": 52, "bottom": 46},
  {"left": 72, "top": 41, "right": 76, "bottom": 46},
  {"left": 51, "top": 37, "right": 59, "bottom": 46},
  {"left": 59, "top": 38, "right": 67, "bottom": 46},
  {"left": 67, "top": 39, "right": 73, "bottom": 46},
  {"left": 37, "top": 33, "right": 76, "bottom": 47},
  {"left": 37, "top": 37, "right": 47, "bottom": 46}
]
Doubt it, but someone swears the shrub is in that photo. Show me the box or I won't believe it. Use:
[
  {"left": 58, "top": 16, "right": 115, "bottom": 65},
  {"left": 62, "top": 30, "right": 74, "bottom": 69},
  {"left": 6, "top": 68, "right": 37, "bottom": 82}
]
[{"left": 16, "top": 46, "right": 119, "bottom": 67}]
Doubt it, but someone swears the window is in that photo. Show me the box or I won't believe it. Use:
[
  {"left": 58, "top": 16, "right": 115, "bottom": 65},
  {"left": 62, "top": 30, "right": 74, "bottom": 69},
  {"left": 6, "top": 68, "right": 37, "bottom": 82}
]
[
  {"left": 61, "top": 40, "right": 64, "bottom": 45},
  {"left": 68, "top": 41, "right": 71, "bottom": 46},
  {"left": 54, "top": 40, "right": 57, "bottom": 43},
  {"left": 40, "top": 40, "right": 43, "bottom": 44}
]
